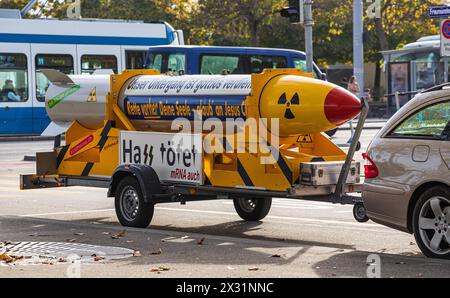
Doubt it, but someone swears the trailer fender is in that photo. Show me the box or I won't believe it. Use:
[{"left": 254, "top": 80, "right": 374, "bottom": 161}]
[{"left": 108, "top": 164, "right": 162, "bottom": 203}]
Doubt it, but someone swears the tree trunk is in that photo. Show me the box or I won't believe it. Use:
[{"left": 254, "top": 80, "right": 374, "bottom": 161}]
[
  {"left": 375, "top": 18, "right": 388, "bottom": 51},
  {"left": 374, "top": 57, "right": 382, "bottom": 101},
  {"left": 374, "top": 16, "right": 389, "bottom": 102},
  {"left": 246, "top": 14, "right": 259, "bottom": 47}
]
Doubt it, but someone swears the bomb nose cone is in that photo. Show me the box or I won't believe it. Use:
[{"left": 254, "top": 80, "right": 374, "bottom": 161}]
[{"left": 324, "top": 88, "right": 361, "bottom": 126}]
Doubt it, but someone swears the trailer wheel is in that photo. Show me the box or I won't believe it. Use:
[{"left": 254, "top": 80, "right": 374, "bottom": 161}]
[
  {"left": 233, "top": 198, "right": 272, "bottom": 221},
  {"left": 115, "top": 176, "right": 154, "bottom": 228},
  {"left": 353, "top": 202, "right": 369, "bottom": 223}
]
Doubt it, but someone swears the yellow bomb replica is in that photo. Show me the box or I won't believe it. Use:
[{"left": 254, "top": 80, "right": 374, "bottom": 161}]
[{"left": 22, "top": 69, "right": 368, "bottom": 228}]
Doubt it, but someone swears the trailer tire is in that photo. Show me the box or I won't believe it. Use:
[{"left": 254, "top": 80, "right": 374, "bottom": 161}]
[
  {"left": 353, "top": 202, "right": 369, "bottom": 223},
  {"left": 115, "top": 176, "right": 154, "bottom": 228},
  {"left": 325, "top": 128, "right": 338, "bottom": 137},
  {"left": 233, "top": 198, "right": 272, "bottom": 221}
]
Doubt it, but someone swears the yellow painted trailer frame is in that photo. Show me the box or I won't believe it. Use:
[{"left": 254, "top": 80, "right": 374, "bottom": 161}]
[{"left": 20, "top": 69, "right": 370, "bottom": 226}]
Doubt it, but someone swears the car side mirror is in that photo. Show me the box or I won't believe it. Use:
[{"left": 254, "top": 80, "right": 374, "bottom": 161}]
[{"left": 320, "top": 73, "right": 327, "bottom": 81}]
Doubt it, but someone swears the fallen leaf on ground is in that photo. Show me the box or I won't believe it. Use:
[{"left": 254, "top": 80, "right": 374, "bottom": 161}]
[
  {"left": 248, "top": 267, "right": 259, "bottom": 271},
  {"left": 0, "top": 253, "right": 13, "bottom": 263},
  {"left": 150, "top": 266, "right": 170, "bottom": 273},
  {"left": 111, "top": 230, "right": 127, "bottom": 239},
  {"left": 197, "top": 238, "right": 205, "bottom": 245},
  {"left": 150, "top": 248, "right": 163, "bottom": 255},
  {"left": 126, "top": 240, "right": 134, "bottom": 244},
  {"left": 94, "top": 256, "right": 106, "bottom": 262},
  {"left": 133, "top": 251, "right": 142, "bottom": 257},
  {"left": 102, "top": 232, "right": 110, "bottom": 235},
  {"left": 42, "top": 260, "right": 54, "bottom": 265},
  {"left": 67, "top": 239, "right": 77, "bottom": 243},
  {"left": 158, "top": 266, "right": 170, "bottom": 271}
]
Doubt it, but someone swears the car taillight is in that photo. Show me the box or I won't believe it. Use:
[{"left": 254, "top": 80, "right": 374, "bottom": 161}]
[{"left": 362, "top": 153, "right": 379, "bottom": 179}]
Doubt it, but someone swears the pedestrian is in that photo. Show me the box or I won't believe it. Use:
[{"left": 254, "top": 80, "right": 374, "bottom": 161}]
[
  {"left": 347, "top": 76, "right": 360, "bottom": 97},
  {"left": 363, "top": 88, "right": 373, "bottom": 102},
  {"left": 339, "top": 77, "right": 348, "bottom": 89},
  {"left": 346, "top": 76, "right": 360, "bottom": 143}
]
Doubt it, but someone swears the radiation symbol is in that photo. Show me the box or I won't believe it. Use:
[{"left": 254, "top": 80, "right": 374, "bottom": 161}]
[
  {"left": 87, "top": 87, "right": 97, "bottom": 102},
  {"left": 278, "top": 92, "right": 299, "bottom": 120}
]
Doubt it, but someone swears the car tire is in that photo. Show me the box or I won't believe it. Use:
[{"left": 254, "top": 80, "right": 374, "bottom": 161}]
[
  {"left": 325, "top": 128, "right": 338, "bottom": 137},
  {"left": 412, "top": 186, "right": 450, "bottom": 259},
  {"left": 115, "top": 176, "right": 154, "bottom": 229},
  {"left": 233, "top": 198, "right": 272, "bottom": 221}
]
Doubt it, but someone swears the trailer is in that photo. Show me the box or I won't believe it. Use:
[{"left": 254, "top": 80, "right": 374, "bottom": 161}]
[{"left": 20, "top": 69, "right": 369, "bottom": 228}]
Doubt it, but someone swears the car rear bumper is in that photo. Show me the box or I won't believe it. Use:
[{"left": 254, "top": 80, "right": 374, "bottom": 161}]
[{"left": 363, "top": 181, "right": 411, "bottom": 232}]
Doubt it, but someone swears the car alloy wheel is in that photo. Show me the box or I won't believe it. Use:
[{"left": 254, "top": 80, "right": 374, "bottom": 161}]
[{"left": 418, "top": 196, "right": 450, "bottom": 256}]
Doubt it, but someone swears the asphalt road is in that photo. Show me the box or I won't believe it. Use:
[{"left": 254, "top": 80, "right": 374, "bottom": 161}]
[{"left": 1, "top": 128, "right": 450, "bottom": 278}]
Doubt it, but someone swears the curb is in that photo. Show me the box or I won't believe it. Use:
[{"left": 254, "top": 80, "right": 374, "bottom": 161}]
[{"left": 339, "top": 126, "right": 383, "bottom": 131}]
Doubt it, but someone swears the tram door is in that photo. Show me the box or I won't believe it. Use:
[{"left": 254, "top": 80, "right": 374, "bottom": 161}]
[
  {"left": 0, "top": 44, "right": 32, "bottom": 135},
  {"left": 31, "top": 44, "right": 77, "bottom": 134}
]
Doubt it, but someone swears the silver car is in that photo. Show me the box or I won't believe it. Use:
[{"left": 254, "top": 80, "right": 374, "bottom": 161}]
[{"left": 363, "top": 85, "right": 450, "bottom": 259}]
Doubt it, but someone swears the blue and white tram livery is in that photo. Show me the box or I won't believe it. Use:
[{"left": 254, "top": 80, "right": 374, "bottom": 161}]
[{"left": 0, "top": 14, "right": 183, "bottom": 135}]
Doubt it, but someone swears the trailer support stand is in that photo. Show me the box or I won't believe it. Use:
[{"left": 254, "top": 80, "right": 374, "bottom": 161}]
[{"left": 333, "top": 98, "right": 369, "bottom": 204}]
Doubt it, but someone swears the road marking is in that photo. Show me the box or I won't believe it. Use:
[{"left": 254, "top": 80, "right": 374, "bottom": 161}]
[
  {"left": 0, "top": 181, "right": 19, "bottom": 186},
  {"left": 19, "top": 206, "right": 383, "bottom": 229},
  {"left": 155, "top": 207, "right": 382, "bottom": 228},
  {"left": 0, "top": 187, "right": 92, "bottom": 195},
  {"left": 21, "top": 209, "right": 115, "bottom": 217},
  {"left": 222, "top": 201, "right": 333, "bottom": 210}
]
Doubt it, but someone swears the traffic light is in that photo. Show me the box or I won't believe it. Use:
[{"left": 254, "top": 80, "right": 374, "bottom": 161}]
[{"left": 280, "top": 0, "right": 301, "bottom": 24}]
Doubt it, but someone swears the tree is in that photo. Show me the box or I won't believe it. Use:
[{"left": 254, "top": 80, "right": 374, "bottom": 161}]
[
  {"left": 0, "top": 0, "right": 40, "bottom": 17},
  {"left": 193, "top": 0, "right": 284, "bottom": 46},
  {"left": 367, "top": 0, "right": 441, "bottom": 98}
]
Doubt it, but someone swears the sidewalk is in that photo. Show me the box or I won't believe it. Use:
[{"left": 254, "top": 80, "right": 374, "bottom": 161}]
[{"left": 340, "top": 119, "right": 386, "bottom": 130}]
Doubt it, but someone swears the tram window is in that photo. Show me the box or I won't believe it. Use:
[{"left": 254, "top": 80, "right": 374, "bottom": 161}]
[
  {"left": 125, "top": 51, "right": 146, "bottom": 69},
  {"left": 249, "top": 56, "right": 287, "bottom": 73},
  {"left": 0, "top": 53, "right": 28, "bottom": 103},
  {"left": 81, "top": 55, "right": 118, "bottom": 75},
  {"left": 200, "top": 55, "right": 244, "bottom": 75},
  {"left": 35, "top": 54, "right": 74, "bottom": 102}
]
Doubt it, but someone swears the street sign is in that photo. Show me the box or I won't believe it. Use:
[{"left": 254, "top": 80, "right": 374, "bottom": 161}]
[
  {"left": 429, "top": 6, "right": 450, "bottom": 18},
  {"left": 441, "top": 19, "right": 450, "bottom": 57}
]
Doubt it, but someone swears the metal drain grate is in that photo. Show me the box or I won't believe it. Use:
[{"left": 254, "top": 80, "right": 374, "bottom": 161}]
[{"left": 3, "top": 242, "right": 134, "bottom": 261}]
